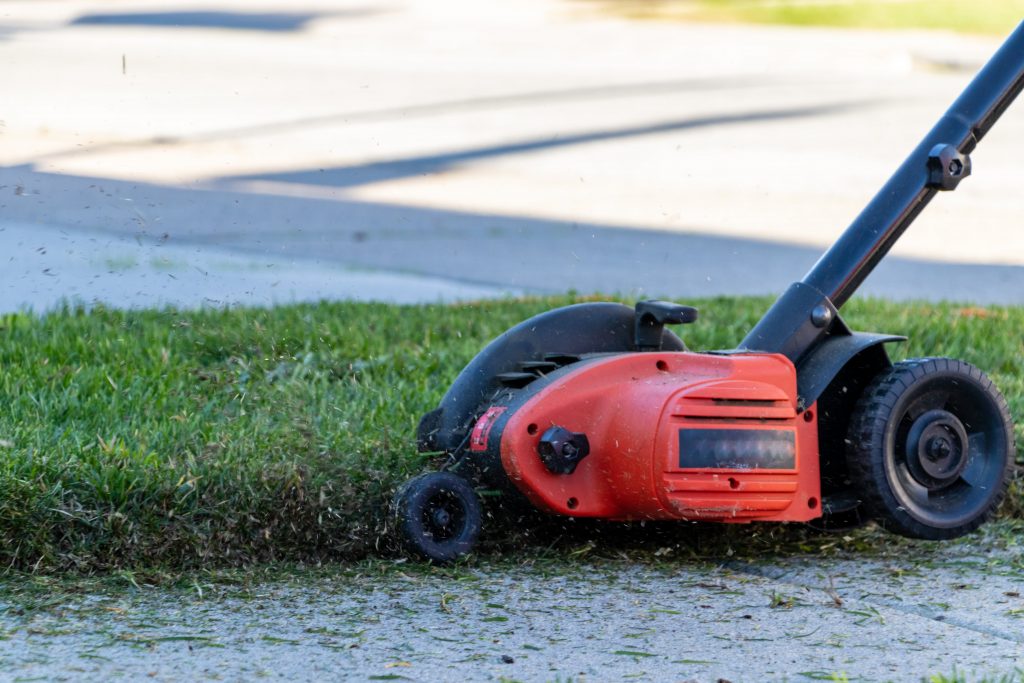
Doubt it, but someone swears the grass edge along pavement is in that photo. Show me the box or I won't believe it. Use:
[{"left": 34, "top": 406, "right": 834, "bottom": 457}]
[
  {"left": 0, "top": 295, "right": 1022, "bottom": 572},
  {"left": 587, "top": 0, "right": 1024, "bottom": 35}
]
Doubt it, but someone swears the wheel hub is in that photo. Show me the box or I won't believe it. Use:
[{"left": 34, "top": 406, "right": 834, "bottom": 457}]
[
  {"left": 906, "top": 409, "right": 969, "bottom": 488},
  {"left": 431, "top": 507, "right": 452, "bottom": 529},
  {"left": 926, "top": 435, "right": 953, "bottom": 461}
]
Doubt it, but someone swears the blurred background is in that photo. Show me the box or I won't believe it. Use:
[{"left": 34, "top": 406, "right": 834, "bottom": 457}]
[{"left": 3, "top": 0, "right": 1024, "bottom": 311}]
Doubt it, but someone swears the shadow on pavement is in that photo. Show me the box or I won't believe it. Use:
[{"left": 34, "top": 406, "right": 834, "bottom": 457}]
[
  {"left": 70, "top": 10, "right": 373, "bottom": 33},
  {"left": 29, "top": 75, "right": 800, "bottom": 164},
  {"left": 227, "top": 103, "right": 863, "bottom": 189},
  {"left": 5, "top": 164, "right": 1024, "bottom": 304}
]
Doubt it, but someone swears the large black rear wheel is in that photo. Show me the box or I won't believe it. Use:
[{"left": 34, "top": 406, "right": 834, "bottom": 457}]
[
  {"left": 846, "top": 358, "right": 1014, "bottom": 540},
  {"left": 395, "top": 472, "right": 482, "bottom": 562}
]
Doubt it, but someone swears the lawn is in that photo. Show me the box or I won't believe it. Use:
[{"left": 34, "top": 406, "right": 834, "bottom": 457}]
[
  {"left": 0, "top": 296, "right": 1022, "bottom": 571},
  {"left": 590, "top": 0, "right": 1024, "bottom": 35}
]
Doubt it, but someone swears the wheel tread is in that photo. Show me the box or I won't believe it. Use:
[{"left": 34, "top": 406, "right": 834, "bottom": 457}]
[
  {"left": 394, "top": 472, "right": 482, "bottom": 562},
  {"left": 845, "top": 357, "right": 1014, "bottom": 540}
]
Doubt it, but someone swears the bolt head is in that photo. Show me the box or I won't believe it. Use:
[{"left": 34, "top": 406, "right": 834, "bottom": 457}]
[
  {"left": 927, "top": 436, "right": 953, "bottom": 461},
  {"left": 810, "top": 304, "right": 833, "bottom": 328}
]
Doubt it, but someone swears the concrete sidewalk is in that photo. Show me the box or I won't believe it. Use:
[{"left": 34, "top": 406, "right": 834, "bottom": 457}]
[
  {"left": 3, "top": 530, "right": 1023, "bottom": 681},
  {"left": 3, "top": 0, "right": 1024, "bottom": 311},
  {"left": 0, "top": 221, "right": 519, "bottom": 312}
]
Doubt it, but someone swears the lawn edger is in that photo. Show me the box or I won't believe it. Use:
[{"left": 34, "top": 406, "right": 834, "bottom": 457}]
[{"left": 395, "top": 23, "right": 1024, "bottom": 562}]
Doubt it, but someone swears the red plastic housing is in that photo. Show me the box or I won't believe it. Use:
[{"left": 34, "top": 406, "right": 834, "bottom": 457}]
[{"left": 495, "top": 352, "right": 821, "bottom": 523}]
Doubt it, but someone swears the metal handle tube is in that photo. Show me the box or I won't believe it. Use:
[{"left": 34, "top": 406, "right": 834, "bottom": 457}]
[{"left": 801, "top": 20, "right": 1024, "bottom": 308}]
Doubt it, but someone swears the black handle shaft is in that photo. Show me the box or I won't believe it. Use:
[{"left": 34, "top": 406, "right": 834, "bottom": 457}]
[{"left": 801, "top": 21, "right": 1024, "bottom": 308}]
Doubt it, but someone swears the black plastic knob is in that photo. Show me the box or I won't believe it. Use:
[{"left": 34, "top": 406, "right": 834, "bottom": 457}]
[{"left": 537, "top": 426, "right": 591, "bottom": 475}]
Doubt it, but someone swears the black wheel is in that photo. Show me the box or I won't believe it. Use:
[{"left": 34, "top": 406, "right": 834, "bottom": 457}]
[
  {"left": 846, "top": 358, "right": 1014, "bottom": 540},
  {"left": 394, "top": 472, "right": 482, "bottom": 562}
]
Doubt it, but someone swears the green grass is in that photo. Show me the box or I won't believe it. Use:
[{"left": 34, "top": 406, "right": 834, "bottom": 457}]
[
  {"left": 0, "top": 295, "right": 1022, "bottom": 572},
  {"left": 591, "top": 0, "right": 1024, "bottom": 35}
]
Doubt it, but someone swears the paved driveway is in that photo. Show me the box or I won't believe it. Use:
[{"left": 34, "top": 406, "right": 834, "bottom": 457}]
[{"left": 3, "top": 0, "right": 1024, "bottom": 310}]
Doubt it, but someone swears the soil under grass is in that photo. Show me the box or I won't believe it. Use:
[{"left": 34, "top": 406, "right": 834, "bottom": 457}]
[{"left": 0, "top": 296, "right": 1022, "bottom": 572}]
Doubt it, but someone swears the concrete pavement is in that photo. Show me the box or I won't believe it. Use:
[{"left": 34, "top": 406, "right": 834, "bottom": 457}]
[
  {"left": 0, "top": 221, "right": 518, "bottom": 310},
  {"left": 2, "top": 0, "right": 1024, "bottom": 310},
  {"left": 3, "top": 531, "right": 1024, "bottom": 681}
]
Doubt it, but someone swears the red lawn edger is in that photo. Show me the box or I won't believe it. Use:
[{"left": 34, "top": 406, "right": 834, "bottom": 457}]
[{"left": 395, "top": 23, "right": 1024, "bottom": 562}]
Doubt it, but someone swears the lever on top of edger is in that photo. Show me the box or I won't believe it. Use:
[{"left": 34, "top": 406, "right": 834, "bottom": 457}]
[{"left": 634, "top": 300, "right": 698, "bottom": 350}]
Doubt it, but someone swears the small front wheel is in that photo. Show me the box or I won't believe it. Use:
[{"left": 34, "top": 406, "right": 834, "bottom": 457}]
[
  {"left": 394, "top": 472, "right": 482, "bottom": 562},
  {"left": 846, "top": 358, "right": 1014, "bottom": 540}
]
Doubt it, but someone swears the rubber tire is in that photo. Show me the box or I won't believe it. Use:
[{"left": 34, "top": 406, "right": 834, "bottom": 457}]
[
  {"left": 395, "top": 472, "right": 482, "bottom": 563},
  {"left": 846, "top": 358, "right": 1014, "bottom": 540}
]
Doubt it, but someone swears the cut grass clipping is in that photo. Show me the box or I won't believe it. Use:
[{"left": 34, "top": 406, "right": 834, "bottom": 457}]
[{"left": 0, "top": 296, "right": 1022, "bottom": 571}]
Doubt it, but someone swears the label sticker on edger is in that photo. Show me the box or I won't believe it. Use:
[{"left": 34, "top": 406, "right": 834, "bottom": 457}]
[
  {"left": 470, "top": 406, "right": 508, "bottom": 452},
  {"left": 678, "top": 428, "right": 795, "bottom": 470}
]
